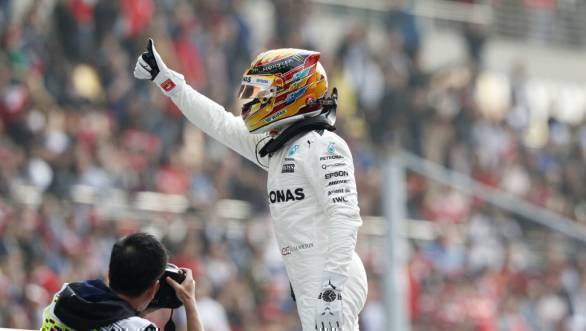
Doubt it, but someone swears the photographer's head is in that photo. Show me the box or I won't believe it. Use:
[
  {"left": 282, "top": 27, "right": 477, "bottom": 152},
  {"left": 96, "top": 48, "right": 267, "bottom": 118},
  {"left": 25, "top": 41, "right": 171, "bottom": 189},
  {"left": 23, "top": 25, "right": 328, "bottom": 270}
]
[{"left": 108, "top": 232, "right": 168, "bottom": 311}]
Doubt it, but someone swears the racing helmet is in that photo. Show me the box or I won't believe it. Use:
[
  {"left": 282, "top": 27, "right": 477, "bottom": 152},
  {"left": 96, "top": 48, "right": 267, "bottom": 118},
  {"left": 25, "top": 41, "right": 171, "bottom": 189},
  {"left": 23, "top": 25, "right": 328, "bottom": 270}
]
[{"left": 238, "top": 49, "right": 328, "bottom": 133}]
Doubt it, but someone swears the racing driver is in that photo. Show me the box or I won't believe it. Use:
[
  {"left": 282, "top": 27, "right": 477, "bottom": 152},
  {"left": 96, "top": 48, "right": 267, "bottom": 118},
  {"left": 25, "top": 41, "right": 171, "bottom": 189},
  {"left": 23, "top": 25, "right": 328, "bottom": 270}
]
[{"left": 134, "top": 39, "right": 367, "bottom": 331}]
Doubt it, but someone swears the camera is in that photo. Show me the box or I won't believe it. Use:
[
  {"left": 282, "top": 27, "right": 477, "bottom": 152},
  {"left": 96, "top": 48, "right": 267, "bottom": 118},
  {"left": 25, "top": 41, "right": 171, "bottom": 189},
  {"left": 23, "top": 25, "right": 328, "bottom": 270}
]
[{"left": 148, "top": 263, "right": 186, "bottom": 309}]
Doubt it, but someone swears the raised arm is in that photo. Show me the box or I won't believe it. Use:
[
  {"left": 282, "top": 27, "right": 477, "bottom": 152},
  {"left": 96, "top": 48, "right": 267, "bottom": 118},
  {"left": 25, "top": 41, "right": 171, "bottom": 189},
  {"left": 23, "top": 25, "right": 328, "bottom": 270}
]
[{"left": 134, "top": 39, "right": 269, "bottom": 169}]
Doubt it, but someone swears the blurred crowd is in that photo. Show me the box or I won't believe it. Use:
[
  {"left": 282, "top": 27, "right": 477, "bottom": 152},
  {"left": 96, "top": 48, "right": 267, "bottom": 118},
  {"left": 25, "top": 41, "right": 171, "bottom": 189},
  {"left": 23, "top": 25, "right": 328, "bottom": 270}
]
[{"left": 0, "top": 0, "right": 585, "bottom": 331}]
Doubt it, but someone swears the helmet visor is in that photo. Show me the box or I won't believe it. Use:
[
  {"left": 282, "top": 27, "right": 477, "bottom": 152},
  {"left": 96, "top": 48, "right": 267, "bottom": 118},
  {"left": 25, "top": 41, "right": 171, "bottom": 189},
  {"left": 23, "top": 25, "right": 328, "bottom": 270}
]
[
  {"left": 238, "top": 84, "right": 265, "bottom": 101},
  {"left": 237, "top": 75, "right": 276, "bottom": 102}
]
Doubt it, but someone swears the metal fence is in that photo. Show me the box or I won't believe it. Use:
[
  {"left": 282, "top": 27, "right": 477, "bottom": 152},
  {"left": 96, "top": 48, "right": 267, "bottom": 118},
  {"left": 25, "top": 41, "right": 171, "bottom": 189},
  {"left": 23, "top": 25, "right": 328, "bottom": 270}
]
[
  {"left": 382, "top": 149, "right": 586, "bottom": 331},
  {"left": 312, "top": 0, "right": 586, "bottom": 48},
  {"left": 493, "top": 0, "right": 586, "bottom": 48}
]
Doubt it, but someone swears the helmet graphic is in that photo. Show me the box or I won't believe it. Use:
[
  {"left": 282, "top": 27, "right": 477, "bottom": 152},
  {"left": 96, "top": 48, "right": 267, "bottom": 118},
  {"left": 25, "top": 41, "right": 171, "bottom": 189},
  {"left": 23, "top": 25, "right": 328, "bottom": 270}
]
[{"left": 238, "top": 49, "right": 328, "bottom": 133}]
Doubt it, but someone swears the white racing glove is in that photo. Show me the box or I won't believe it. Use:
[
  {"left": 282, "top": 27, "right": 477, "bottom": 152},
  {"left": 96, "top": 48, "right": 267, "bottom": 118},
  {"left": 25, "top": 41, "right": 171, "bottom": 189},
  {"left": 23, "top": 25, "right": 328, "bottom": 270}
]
[
  {"left": 133, "top": 38, "right": 184, "bottom": 97},
  {"left": 315, "top": 273, "right": 345, "bottom": 331}
]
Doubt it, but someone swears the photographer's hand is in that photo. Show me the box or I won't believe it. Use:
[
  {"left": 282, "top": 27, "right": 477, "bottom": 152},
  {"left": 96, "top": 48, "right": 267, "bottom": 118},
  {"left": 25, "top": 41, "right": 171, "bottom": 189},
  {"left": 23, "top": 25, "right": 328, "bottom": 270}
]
[
  {"left": 166, "top": 268, "right": 204, "bottom": 331},
  {"left": 166, "top": 268, "right": 196, "bottom": 308}
]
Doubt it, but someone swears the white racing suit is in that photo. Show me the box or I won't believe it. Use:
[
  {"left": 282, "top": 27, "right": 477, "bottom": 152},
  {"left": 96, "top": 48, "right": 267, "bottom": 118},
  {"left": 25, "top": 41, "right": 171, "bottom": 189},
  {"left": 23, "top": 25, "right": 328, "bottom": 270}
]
[{"left": 164, "top": 76, "right": 368, "bottom": 330}]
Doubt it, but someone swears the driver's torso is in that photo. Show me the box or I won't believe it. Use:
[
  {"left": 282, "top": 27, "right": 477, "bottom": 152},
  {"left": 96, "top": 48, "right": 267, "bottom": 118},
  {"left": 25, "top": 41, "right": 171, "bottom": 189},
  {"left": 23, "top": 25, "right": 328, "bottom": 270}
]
[{"left": 265, "top": 130, "right": 345, "bottom": 298}]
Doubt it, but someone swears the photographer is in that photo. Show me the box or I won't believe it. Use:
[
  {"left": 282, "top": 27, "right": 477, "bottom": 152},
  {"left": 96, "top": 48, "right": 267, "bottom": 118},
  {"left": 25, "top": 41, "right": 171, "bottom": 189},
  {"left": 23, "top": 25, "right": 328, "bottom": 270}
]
[{"left": 40, "top": 232, "right": 204, "bottom": 331}]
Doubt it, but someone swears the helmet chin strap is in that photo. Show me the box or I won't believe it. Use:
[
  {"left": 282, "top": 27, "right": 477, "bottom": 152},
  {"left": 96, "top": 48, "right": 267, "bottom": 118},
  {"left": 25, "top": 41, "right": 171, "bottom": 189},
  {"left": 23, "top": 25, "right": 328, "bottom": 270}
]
[{"left": 258, "top": 88, "right": 338, "bottom": 157}]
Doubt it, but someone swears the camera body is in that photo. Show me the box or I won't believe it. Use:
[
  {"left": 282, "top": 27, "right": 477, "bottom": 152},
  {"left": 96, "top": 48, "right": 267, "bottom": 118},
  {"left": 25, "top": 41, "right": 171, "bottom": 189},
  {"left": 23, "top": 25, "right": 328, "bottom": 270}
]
[{"left": 148, "top": 263, "right": 186, "bottom": 309}]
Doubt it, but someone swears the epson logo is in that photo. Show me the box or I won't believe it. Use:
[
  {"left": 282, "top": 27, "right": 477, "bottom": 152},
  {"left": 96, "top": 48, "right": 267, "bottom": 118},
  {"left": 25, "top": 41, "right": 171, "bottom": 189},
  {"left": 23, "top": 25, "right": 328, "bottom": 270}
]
[
  {"left": 325, "top": 171, "right": 349, "bottom": 180},
  {"left": 269, "top": 188, "right": 305, "bottom": 203}
]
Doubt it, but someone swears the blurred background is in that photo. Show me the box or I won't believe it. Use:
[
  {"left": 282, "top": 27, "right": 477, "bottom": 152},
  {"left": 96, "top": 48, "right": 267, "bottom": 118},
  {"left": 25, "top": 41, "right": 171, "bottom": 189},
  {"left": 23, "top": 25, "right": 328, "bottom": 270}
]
[{"left": 0, "top": 0, "right": 586, "bottom": 330}]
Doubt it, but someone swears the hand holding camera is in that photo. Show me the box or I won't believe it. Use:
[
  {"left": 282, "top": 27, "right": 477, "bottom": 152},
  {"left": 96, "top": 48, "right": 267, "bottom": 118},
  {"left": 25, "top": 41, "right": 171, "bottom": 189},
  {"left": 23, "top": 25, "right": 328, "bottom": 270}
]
[
  {"left": 146, "top": 264, "right": 201, "bottom": 331},
  {"left": 166, "top": 267, "right": 197, "bottom": 310},
  {"left": 147, "top": 263, "right": 197, "bottom": 310},
  {"left": 162, "top": 266, "right": 203, "bottom": 331},
  {"left": 147, "top": 264, "right": 187, "bottom": 309}
]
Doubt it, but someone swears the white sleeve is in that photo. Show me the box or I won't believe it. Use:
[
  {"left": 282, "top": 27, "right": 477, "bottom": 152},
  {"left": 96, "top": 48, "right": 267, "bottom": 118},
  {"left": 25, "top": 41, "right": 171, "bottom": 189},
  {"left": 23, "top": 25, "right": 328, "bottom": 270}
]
[
  {"left": 304, "top": 134, "right": 362, "bottom": 288},
  {"left": 158, "top": 69, "right": 269, "bottom": 170}
]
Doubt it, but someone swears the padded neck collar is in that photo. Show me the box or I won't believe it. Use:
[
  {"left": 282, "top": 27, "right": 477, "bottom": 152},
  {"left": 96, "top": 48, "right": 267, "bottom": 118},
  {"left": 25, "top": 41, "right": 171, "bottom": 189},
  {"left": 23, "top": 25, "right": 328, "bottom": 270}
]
[{"left": 259, "top": 105, "right": 336, "bottom": 157}]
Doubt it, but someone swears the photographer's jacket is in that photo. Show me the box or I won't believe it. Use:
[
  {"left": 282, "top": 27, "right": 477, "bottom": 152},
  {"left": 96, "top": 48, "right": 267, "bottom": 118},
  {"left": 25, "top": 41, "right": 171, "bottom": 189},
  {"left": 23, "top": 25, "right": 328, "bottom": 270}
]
[{"left": 41, "top": 280, "right": 156, "bottom": 331}]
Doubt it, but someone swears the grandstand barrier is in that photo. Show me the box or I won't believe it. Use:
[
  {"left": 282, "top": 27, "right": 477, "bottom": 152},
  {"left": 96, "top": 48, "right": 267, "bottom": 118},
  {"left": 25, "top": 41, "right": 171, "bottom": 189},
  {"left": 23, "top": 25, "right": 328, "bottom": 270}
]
[
  {"left": 382, "top": 149, "right": 586, "bottom": 331},
  {"left": 311, "top": 0, "right": 586, "bottom": 47},
  {"left": 397, "top": 150, "right": 586, "bottom": 241}
]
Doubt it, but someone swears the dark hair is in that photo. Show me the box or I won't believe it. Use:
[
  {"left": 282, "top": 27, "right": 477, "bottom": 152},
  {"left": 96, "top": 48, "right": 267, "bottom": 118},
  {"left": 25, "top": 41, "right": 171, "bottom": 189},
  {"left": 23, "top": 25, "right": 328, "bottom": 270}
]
[{"left": 109, "top": 232, "right": 168, "bottom": 297}]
